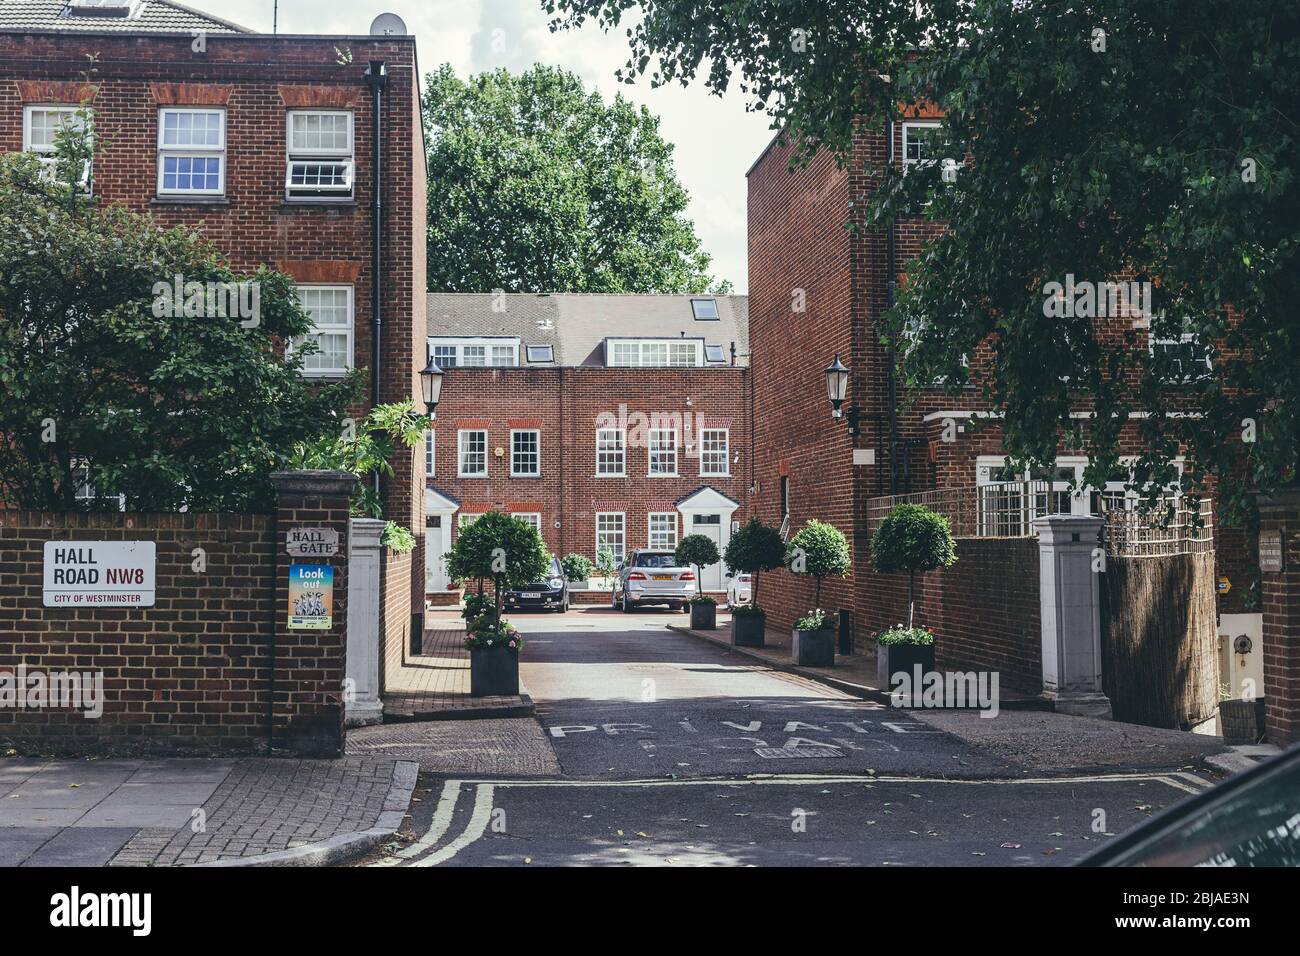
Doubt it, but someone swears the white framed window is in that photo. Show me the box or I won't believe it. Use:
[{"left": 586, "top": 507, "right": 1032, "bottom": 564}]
[
  {"left": 425, "top": 430, "right": 436, "bottom": 478},
  {"left": 513, "top": 513, "right": 542, "bottom": 534},
  {"left": 23, "top": 105, "right": 91, "bottom": 191},
  {"left": 648, "top": 429, "right": 678, "bottom": 476},
  {"left": 428, "top": 337, "right": 519, "bottom": 368},
  {"left": 526, "top": 345, "right": 554, "bottom": 363},
  {"left": 286, "top": 109, "right": 354, "bottom": 200},
  {"left": 976, "top": 456, "right": 1090, "bottom": 535},
  {"left": 158, "top": 108, "right": 225, "bottom": 196},
  {"left": 293, "top": 285, "right": 353, "bottom": 377},
  {"left": 596, "top": 512, "right": 626, "bottom": 564},
  {"left": 458, "top": 430, "right": 488, "bottom": 477},
  {"left": 1099, "top": 458, "right": 1185, "bottom": 512},
  {"left": 596, "top": 428, "right": 625, "bottom": 477},
  {"left": 1149, "top": 327, "right": 1212, "bottom": 383},
  {"left": 648, "top": 513, "right": 678, "bottom": 550},
  {"left": 511, "top": 429, "right": 540, "bottom": 477},
  {"left": 458, "top": 512, "right": 481, "bottom": 529},
  {"left": 605, "top": 339, "right": 703, "bottom": 368},
  {"left": 700, "top": 428, "right": 730, "bottom": 476},
  {"left": 902, "top": 121, "right": 942, "bottom": 173}
]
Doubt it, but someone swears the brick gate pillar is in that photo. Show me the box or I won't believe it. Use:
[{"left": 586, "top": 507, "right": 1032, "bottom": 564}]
[
  {"left": 270, "top": 470, "right": 354, "bottom": 756},
  {"left": 1033, "top": 514, "right": 1112, "bottom": 719},
  {"left": 1257, "top": 487, "right": 1300, "bottom": 745}
]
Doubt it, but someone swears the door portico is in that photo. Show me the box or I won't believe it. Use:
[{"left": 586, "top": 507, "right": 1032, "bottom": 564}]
[
  {"left": 425, "top": 487, "right": 459, "bottom": 593},
  {"left": 676, "top": 486, "right": 740, "bottom": 591}
]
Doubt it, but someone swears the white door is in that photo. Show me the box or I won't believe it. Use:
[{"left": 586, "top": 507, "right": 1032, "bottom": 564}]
[
  {"left": 692, "top": 514, "right": 724, "bottom": 591},
  {"left": 426, "top": 512, "right": 454, "bottom": 592}
]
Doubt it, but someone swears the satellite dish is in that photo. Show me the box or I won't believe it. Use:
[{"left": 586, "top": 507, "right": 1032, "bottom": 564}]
[{"left": 369, "top": 13, "right": 408, "bottom": 37}]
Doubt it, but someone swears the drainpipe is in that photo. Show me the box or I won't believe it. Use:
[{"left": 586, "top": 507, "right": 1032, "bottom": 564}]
[
  {"left": 364, "top": 60, "right": 387, "bottom": 497},
  {"left": 885, "top": 117, "right": 900, "bottom": 495}
]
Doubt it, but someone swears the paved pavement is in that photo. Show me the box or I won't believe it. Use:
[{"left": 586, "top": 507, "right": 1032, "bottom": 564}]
[
  {"left": 0, "top": 756, "right": 415, "bottom": 867},
  {"left": 365, "top": 609, "right": 1223, "bottom": 867},
  {"left": 383, "top": 617, "right": 533, "bottom": 720},
  {"left": 348, "top": 718, "right": 561, "bottom": 777}
]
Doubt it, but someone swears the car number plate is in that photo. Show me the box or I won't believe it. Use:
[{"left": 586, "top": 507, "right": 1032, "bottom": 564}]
[
  {"left": 653, "top": 575, "right": 673, "bottom": 581},
  {"left": 522, "top": 592, "right": 541, "bottom": 599}
]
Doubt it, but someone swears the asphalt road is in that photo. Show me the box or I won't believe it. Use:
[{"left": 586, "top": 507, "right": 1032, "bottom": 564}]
[{"left": 368, "top": 609, "right": 1216, "bottom": 867}]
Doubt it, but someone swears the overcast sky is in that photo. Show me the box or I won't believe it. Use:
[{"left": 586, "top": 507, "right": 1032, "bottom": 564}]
[{"left": 215, "top": 0, "right": 776, "bottom": 292}]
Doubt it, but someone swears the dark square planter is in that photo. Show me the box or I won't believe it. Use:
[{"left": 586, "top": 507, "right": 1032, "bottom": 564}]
[
  {"left": 792, "top": 628, "right": 836, "bottom": 667},
  {"left": 732, "top": 611, "right": 766, "bottom": 646},
  {"left": 877, "top": 642, "right": 936, "bottom": 692},
  {"left": 690, "top": 602, "right": 717, "bottom": 630},
  {"left": 1219, "top": 697, "right": 1266, "bottom": 744},
  {"left": 470, "top": 645, "right": 520, "bottom": 697}
]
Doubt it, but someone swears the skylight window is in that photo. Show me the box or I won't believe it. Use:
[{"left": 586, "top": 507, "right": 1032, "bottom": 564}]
[
  {"left": 526, "top": 345, "right": 554, "bottom": 363},
  {"left": 691, "top": 298, "right": 720, "bottom": 320},
  {"left": 705, "top": 344, "right": 726, "bottom": 363},
  {"left": 68, "top": 0, "right": 134, "bottom": 16}
]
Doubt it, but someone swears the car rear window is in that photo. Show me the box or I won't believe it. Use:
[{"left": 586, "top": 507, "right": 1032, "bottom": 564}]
[{"left": 635, "top": 553, "right": 678, "bottom": 568}]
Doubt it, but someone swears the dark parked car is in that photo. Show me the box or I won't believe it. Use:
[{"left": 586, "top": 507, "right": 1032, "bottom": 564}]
[
  {"left": 503, "top": 555, "right": 569, "bottom": 613},
  {"left": 1080, "top": 744, "right": 1300, "bottom": 866}
]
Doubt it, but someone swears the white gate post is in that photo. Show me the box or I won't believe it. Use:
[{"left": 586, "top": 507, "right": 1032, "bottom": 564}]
[
  {"left": 1033, "top": 514, "right": 1112, "bottom": 719},
  {"left": 345, "top": 517, "right": 385, "bottom": 727}
]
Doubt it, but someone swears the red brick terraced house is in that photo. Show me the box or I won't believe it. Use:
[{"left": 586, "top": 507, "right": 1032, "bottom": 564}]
[
  {"left": 424, "top": 292, "right": 751, "bottom": 603},
  {"left": 0, "top": 0, "right": 430, "bottom": 654},
  {"left": 747, "top": 117, "right": 1259, "bottom": 700}
]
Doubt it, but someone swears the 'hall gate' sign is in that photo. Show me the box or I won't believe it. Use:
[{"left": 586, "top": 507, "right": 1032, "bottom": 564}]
[{"left": 43, "top": 541, "right": 157, "bottom": 607}]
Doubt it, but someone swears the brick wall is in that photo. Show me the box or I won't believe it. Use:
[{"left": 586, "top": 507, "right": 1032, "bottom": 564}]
[
  {"left": 0, "top": 471, "right": 354, "bottom": 755},
  {"left": 430, "top": 366, "right": 751, "bottom": 565},
  {"left": 0, "top": 510, "right": 275, "bottom": 752},
  {"left": 1257, "top": 489, "right": 1300, "bottom": 745}
]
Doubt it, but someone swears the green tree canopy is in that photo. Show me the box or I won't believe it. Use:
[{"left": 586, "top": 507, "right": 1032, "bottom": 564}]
[
  {"left": 675, "top": 533, "right": 721, "bottom": 596},
  {"left": 423, "top": 62, "right": 729, "bottom": 293},
  {"left": 786, "top": 519, "right": 850, "bottom": 611},
  {"left": 0, "top": 134, "right": 361, "bottom": 513},
  {"left": 872, "top": 505, "right": 957, "bottom": 629},
  {"left": 546, "top": 0, "right": 1300, "bottom": 526},
  {"left": 723, "top": 516, "right": 786, "bottom": 608},
  {"left": 446, "top": 511, "right": 552, "bottom": 600}
]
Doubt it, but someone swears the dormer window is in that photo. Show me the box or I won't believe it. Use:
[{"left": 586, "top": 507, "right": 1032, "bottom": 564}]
[{"left": 605, "top": 338, "right": 703, "bottom": 367}]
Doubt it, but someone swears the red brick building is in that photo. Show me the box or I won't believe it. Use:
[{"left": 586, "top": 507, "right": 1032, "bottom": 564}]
[
  {"left": 424, "top": 293, "right": 750, "bottom": 598},
  {"left": 747, "top": 118, "right": 1259, "bottom": 667},
  {"left": 0, "top": 1, "right": 429, "bottom": 651}
]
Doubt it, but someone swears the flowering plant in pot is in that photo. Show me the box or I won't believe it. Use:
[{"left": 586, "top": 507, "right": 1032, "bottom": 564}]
[
  {"left": 676, "top": 534, "right": 721, "bottom": 629},
  {"left": 786, "top": 521, "right": 850, "bottom": 666},
  {"left": 723, "top": 517, "right": 786, "bottom": 647},
  {"left": 875, "top": 625, "right": 936, "bottom": 699},
  {"left": 464, "top": 619, "right": 523, "bottom": 697}
]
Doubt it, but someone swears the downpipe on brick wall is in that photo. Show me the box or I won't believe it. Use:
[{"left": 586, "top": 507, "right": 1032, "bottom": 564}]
[
  {"left": 365, "top": 60, "right": 387, "bottom": 498},
  {"left": 886, "top": 117, "right": 900, "bottom": 495}
]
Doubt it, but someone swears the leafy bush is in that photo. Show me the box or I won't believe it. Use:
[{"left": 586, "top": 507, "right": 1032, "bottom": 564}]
[
  {"left": 689, "top": 594, "right": 717, "bottom": 606},
  {"left": 595, "top": 547, "right": 617, "bottom": 579},
  {"left": 876, "top": 625, "right": 936, "bottom": 647},
  {"left": 786, "top": 520, "right": 851, "bottom": 618},
  {"left": 794, "top": 609, "right": 832, "bottom": 632},
  {"left": 463, "top": 592, "right": 496, "bottom": 623},
  {"left": 561, "top": 553, "right": 594, "bottom": 583},
  {"left": 871, "top": 504, "right": 957, "bottom": 629},
  {"left": 446, "top": 511, "right": 551, "bottom": 624},
  {"left": 731, "top": 602, "right": 765, "bottom": 618},
  {"left": 675, "top": 534, "right": 721, "bottom": 596},
  {"left": 723, "top": 517, "right": 785, "bottom": 609}
]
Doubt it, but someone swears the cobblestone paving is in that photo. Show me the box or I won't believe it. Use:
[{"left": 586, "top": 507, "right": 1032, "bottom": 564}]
[
  {"left": 347, "top": 718, "right": 561, "bottom": 777},
  {"left": 383, "top": 620, "right": 531, "bottom": 718},
  {"left": 109, "top": 757, "right": 413, "bottom": 866}
]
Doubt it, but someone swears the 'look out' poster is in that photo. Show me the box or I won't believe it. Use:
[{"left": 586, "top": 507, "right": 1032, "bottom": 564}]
[{"left": 288, "top": 563, "right": 333, "bottom": 630}]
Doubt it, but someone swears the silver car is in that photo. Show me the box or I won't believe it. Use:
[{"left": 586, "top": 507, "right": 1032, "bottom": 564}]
[
  {"left": 611, "top": 550, "right": 696, "bottom": 612},
  {"left": 725, "top": 571, "right": 752, "bottom": 606}
]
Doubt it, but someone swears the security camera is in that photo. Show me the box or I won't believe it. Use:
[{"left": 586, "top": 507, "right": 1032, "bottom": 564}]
[{"left": 1233, "top": 635, "right": 1253, "bottom": 655}]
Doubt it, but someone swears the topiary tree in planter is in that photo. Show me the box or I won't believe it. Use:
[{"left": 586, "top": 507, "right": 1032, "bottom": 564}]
[
  {"left": 595, "top": 546, "right": 617, "bottom": 586},
  {"left": 785, "top": 520, "right": 851, "bottom": 665},
  {"left": 675, "top": 533, "right": 722, "bottom": 629},
  {"left": 870, "top": 504, "right": 957, "bottom": 630},
  {"left": 723, "top": 517, "right": 787, "bottom": 646},
  {"left": 723, "top": 516, "right": 786, "bottom": 608},
  {"left": 786, "top": 520, "right": 851, "bottom": 616},
  {"left": 446, "top": 511, "right": 551, "bottom": 625}
]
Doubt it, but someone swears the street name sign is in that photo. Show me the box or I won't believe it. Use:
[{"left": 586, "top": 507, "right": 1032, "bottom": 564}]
[
  {"left": 286, "top": 527, "right": 340, "bottom": 558},
  {"left": 1259, "top": 530, "right": 1285, "bottom": 573},
  {"left": 43, "top": 541, "right": 157, "bottom": 608}
]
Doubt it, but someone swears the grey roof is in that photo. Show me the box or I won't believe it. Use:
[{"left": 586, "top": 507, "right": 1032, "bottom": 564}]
[
  {"left": 0, "top": 0, "right": 252, "bottom": 34},
  {"left": 427, "top": 293, "right": 750, "bottom": 369}
]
